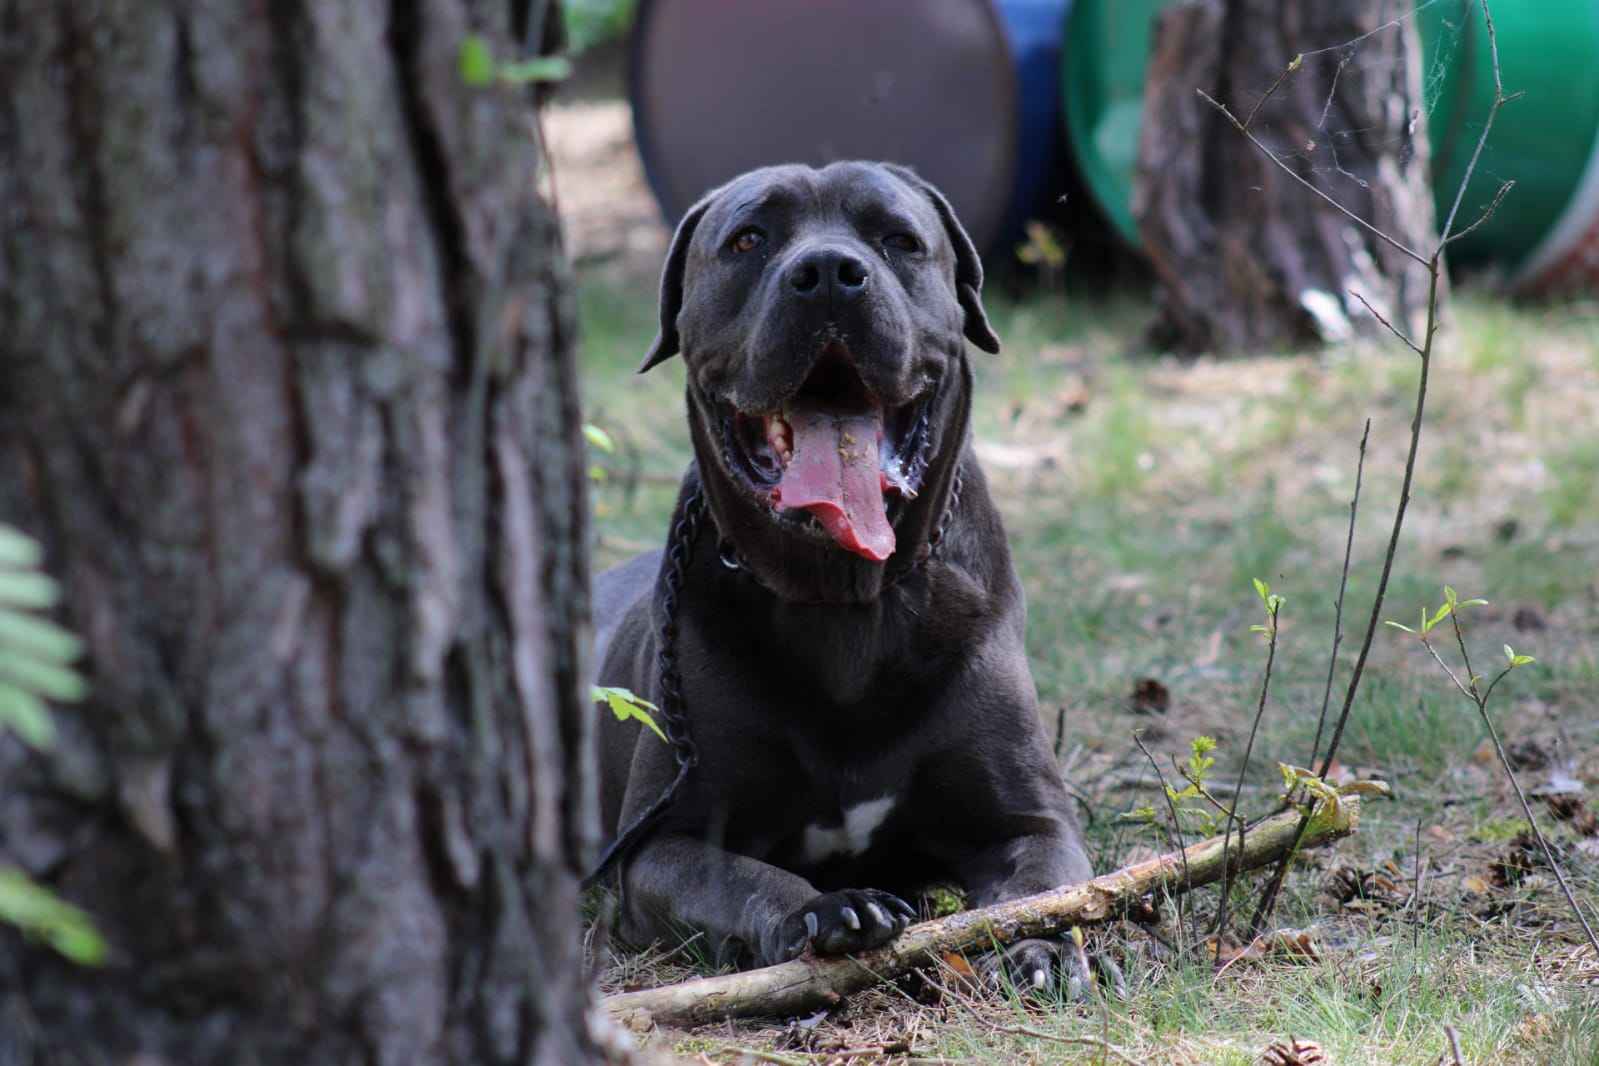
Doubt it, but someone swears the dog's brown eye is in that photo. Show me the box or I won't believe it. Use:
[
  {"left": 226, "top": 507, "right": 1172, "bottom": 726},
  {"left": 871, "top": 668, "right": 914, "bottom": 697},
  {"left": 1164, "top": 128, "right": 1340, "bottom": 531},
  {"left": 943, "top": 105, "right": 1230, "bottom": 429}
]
[
  {"left": 883, "top": 233, "right": 920, "bottom": 253},
  {"left": 730, "top": 227, "right": 765, "bottom": 253}
]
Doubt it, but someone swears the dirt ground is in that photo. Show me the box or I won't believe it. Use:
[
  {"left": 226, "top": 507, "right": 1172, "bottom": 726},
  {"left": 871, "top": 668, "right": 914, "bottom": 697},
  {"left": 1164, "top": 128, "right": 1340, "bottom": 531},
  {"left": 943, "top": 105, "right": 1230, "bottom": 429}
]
[{"left": 545, "top": 99, "right": 669, "bottom": 284}]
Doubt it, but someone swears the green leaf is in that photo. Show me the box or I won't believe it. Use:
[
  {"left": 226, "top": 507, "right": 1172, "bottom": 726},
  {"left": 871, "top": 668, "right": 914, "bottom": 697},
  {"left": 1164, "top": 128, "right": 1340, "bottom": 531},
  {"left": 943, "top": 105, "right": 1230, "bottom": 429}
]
[
  {"left": 1121, "top": 806, "right": 1157, "bottom": 823},
  {"left": 0, "top": 683, "right": 55, "bottom": 749},
  {"left": 0, "top": 655, "right": 87, "bottom": 703},
  {"left": 1428, "top": 602, "right": 1453, "bottom": 631},
  {"left": 587, "top": 464, "right": 608, "bottom": 482},
  {"left": 497, "top": 55, "right": 573, "bottom": 84},
  {"left": 1384, "top": 620, "right": 1415, "bottom": 633},
  {"left": 593, "top": 685, "right": 666, "bottom": 742},
  {"left": 0, "top": 570, "right": 58, "bottom": 610},
  {"left": 1252, "top": 578, "right": 1270, "bottom": 604},
  {"left": 459, "top": 34, "right": 496, "bottom": 87},
  {"left": 0, "top": 527, "right": 41, "bottom": 568},
  {"left": 1504, "top": 645, "right": 1536, "bottom": 667},
  {"left": 582, "top": 423, "right": 616, "bottom": 453},
  {"left": 0, "top": 608, "right": 83, "bottom": 663},
  {"left": 1444, "top": 585, "right": 1457, "bottom": 608},
  {"left": 1249, "top": 624, "right": 1268, "bottom": 634},
  {"left": 0, "top": 868, "right": 107, "bottom": 965},
  {"left": 1460, "top": 598, "right": 1489, "bottom": 609}
]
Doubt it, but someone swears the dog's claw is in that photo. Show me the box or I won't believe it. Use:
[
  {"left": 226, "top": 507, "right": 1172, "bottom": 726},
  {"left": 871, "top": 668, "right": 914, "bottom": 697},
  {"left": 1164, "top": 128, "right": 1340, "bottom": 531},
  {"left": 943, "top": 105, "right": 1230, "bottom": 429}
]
[
  {"left": 982, "top": 934, "right": 1125, "bottom": 1002},
  {"left": 773, "top": 888, "right": 915, "bottom": 963}
]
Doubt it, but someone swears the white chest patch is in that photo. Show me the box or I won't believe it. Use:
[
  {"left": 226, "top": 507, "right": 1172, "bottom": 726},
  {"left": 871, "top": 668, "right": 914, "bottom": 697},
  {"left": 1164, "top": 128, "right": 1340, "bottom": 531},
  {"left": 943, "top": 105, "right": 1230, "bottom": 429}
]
[{"left": 802, "top": 795, "right": 897, "bottom": 864}]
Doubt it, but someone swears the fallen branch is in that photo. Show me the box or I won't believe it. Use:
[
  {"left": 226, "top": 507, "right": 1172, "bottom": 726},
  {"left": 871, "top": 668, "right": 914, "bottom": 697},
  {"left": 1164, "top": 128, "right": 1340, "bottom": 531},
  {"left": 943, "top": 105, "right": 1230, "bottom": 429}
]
[{"left": 605, "top": 793, "right": 1365, "bottom": 1028}]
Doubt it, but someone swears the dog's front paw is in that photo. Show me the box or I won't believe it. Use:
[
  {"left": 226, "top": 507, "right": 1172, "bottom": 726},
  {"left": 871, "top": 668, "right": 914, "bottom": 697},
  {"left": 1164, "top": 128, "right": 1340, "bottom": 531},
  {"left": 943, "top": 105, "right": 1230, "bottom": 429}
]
[
  {"left": 772, "top": 889, "right": 916, "bottom": 961},
  {"left": 981, "top": 934, "right": 1128, "bottom": 1001}
]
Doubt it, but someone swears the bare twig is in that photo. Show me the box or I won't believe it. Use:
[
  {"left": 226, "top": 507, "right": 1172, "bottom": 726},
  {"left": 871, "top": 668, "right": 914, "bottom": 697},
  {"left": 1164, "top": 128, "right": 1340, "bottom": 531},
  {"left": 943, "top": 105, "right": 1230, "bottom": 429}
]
[
  {"left": 1197, "top": 89, "right": 1430, "bottom": 267},
  {"left": 1412, "top": 817, "right": 1426, "bottom": 952},
  {"left": 1416, "top": 633, "right": 1599, "bottom": 957},
  {"left": 716, "top": 1047, "right": 810, "bottom": 1066},
  {"left": 1313, "top": 259, "right": 1439, "bottom": 784},
  {"left": 969, "top": 1020, "right": 1141, "bottom": 1066},
  {"left": 1350, "top": 290, "right": 1423, "bottom": 355},
  {"left": 1133, "top": 731, "right": 1193, "bottom": 943},
  {"left": 1444, "top": 1024, "right": 1465, "bottom": 1066},
  {"left": 1242, "top": 55, "right": 1302, "bottom": 132},
  {"left": 603, "top": 799, "right": 1363, "bottom": 1027},
  {"left": 936, "top": 979, "right": 1143, "bottom": 1066},
  {"left": 1248, "top": 0, "right": 1517, "bottom": 934},
  {"left": 1309, "top": 420, "right": 1371, "bottom": 770},
  {"left": 1214, "top": 601, "right": 1281, "bottom": 938},
  {"left": 1443, "top": 179, "right": 1515, "bottom": 247},
  {"left": 1438, "top": 0, "right": 1508, "bottom": 242}
]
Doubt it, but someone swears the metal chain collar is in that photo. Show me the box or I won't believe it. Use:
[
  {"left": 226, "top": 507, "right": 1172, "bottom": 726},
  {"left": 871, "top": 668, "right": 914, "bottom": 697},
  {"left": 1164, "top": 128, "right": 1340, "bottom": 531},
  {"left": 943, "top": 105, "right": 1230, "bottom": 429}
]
[
  {"left": 584, "top": 488, "right": 707, "bottom": 887},
  {"left": 587, "top": 465, "right": 962, "bottom": 886}
]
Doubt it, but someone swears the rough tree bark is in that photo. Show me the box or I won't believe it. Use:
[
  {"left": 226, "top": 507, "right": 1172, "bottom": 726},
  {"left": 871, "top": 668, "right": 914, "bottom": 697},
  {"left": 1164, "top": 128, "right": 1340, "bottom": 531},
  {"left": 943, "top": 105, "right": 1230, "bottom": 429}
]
[
  {"left": 0, "top": 2, "right": 604, "bottom": 1063},
  {"left": 1135, "top": 0, "right": 1441, "bottom": 354}
]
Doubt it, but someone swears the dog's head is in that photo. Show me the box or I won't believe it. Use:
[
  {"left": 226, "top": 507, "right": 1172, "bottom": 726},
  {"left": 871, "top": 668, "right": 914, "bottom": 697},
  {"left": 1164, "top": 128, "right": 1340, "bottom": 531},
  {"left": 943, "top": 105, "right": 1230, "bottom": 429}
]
[{"left": 641, "top": 161, "right": 998, "bottom": 601}]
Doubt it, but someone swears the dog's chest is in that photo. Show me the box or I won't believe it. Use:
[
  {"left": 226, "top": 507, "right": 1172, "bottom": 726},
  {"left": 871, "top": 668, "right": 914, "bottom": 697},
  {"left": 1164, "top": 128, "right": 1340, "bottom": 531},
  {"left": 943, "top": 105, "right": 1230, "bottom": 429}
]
[{"left": 799, "top": 794, "right": 897, "bottom": 864}]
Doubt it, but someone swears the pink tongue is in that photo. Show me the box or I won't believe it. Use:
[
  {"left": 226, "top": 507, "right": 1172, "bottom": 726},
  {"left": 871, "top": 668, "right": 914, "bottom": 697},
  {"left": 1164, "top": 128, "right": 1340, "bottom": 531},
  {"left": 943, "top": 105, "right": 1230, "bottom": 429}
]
[{"left": 772, "top": 406, "right": 895, "bottom": 561}]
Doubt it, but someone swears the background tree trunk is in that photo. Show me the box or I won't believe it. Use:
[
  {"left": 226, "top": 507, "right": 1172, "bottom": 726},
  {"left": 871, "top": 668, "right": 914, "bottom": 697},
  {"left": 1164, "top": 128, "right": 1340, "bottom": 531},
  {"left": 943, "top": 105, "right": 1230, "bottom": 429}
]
[
  {"left": 0, "top": 2, "right": 604, "bottom": 1063},
  {"left": 1134, "top": 0, "right": 1441, "bottom": 354}
]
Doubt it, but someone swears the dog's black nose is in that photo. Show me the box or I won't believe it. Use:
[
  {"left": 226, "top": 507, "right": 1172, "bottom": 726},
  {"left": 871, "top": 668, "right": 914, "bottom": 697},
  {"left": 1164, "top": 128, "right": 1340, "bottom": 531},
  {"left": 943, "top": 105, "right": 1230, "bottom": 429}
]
[{"left": 787, "top": 248, "right": 869, "bottom": 300}]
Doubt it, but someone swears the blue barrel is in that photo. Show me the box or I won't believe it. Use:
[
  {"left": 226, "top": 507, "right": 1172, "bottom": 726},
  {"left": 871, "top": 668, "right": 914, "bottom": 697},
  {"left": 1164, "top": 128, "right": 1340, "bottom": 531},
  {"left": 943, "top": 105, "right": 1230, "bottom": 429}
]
[{"left": 630, "top": 0, "right": 1072, "bottom": 256}]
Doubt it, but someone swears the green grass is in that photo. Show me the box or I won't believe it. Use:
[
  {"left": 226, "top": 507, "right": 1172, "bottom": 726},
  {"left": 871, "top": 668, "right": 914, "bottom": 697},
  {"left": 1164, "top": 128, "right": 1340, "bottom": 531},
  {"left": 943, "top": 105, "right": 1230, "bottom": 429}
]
[{"left": 580, "top": 278, "right": 1599, "bottom": 1064}]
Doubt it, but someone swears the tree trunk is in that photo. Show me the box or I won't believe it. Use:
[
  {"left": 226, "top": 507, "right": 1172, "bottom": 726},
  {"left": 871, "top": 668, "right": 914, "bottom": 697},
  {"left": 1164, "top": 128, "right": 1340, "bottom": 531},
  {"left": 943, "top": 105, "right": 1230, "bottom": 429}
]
[
  {"left": 0, "top": 2, "right": 604, "bottom": 1063},
  {"left": 1134, "top": 0, "right": 1441, "bottom": 354}
]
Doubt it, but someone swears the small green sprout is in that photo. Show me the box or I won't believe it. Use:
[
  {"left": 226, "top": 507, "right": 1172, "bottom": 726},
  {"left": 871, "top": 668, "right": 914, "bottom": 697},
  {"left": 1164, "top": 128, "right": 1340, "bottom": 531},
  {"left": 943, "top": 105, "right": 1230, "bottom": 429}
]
[
  {"left": 1250, "top": 578, "right": 1285, "bottom": 633},
  {"left": 593, "top": 685, "right": 666, "bottom": 742},
  {"left": 459, "top": 34, "right": 572, "bottom": 89}
]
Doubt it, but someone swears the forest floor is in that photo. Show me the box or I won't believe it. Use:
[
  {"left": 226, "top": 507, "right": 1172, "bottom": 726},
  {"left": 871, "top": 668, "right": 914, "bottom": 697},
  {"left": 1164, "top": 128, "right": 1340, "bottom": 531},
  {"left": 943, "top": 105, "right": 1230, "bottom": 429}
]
[{"left": 554, "top": 104, "right": 1599, "bottom": 1066}]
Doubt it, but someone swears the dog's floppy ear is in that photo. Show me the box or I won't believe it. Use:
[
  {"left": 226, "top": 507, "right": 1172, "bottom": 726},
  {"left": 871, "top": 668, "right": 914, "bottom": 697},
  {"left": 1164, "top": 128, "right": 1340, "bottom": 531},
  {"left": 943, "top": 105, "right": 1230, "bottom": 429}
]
[
  {"left": 884, "top": 164, "right": 1000, "bottom": 354},
  {"left": 638, "top": 192, "right": 715, "bottom": 373}
]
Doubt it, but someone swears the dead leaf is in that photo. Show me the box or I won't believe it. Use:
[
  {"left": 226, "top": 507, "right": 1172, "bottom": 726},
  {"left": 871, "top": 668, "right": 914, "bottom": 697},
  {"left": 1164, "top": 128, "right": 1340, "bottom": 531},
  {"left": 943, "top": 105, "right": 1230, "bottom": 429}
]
[
  {"left": 1462, "top": 874, "right": 1491, "bottom": 895},
  {"left": 1505, "top": 737, "right": 1554, "bottom": 771},
  {"left": 939, "top": 951, "right": 976, "bottom": 983},
  {"left": 1512, "top": 605, "right": 1547, "bottom": 631},
  {"left": 1425, "top": 824, "right": 1456, "bottom": 844},
  {"left": 1130, "top": 678, "right": 1171, "bottom": 715}
]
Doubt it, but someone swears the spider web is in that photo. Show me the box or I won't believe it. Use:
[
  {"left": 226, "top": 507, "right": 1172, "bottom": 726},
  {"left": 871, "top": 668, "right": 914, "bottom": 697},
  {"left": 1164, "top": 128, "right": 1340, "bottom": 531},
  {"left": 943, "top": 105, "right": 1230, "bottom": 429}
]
[{"left": 1235, "top": 0, "right": 1500, "bottom": 226}]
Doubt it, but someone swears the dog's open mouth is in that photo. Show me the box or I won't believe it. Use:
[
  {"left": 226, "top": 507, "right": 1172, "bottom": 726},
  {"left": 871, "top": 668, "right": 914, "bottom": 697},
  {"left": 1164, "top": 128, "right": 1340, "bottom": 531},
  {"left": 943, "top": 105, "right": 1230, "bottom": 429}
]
[{"left": 721, "top": 344, "right": 933, "bottom": 562}]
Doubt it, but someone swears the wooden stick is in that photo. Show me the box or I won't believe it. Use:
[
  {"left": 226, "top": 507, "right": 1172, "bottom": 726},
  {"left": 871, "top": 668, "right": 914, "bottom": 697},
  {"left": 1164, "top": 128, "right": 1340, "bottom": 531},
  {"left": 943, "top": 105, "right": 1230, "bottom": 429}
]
[{"left": 605, "top": 794, "right": 1364, "bottom": 1028}]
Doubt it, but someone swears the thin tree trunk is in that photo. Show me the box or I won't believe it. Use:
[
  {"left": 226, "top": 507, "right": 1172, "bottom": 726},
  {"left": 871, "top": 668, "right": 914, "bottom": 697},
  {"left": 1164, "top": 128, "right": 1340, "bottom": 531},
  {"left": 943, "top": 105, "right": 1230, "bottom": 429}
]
[
  {"left": 0, "top": 2, "right": 603, "bottom": 1063},
  {"left": 1135, "top": 0, "right": 1440, "bottom": 354}
]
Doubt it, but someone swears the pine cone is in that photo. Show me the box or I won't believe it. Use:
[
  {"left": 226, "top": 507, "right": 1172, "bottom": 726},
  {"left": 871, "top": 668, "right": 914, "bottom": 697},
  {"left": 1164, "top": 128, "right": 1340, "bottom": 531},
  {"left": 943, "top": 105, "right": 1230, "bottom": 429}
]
[{"left": 1259, "top": 1037, "right": 1328, "bottom": 1065}]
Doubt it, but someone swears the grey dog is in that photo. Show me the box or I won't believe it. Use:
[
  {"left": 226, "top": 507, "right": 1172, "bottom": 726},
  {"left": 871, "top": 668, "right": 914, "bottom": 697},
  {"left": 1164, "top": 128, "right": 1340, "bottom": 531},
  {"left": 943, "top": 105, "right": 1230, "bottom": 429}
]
[{"left": 592, "top": 162, "right": 1091, "bottom": 986}]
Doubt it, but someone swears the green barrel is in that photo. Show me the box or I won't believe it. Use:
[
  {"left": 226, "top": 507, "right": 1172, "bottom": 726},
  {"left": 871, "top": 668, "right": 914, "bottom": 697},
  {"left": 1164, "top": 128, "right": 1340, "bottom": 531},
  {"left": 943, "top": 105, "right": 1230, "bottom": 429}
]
[{"left": 1061, "top": 0, "right": 1599, "bottom": 288}]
